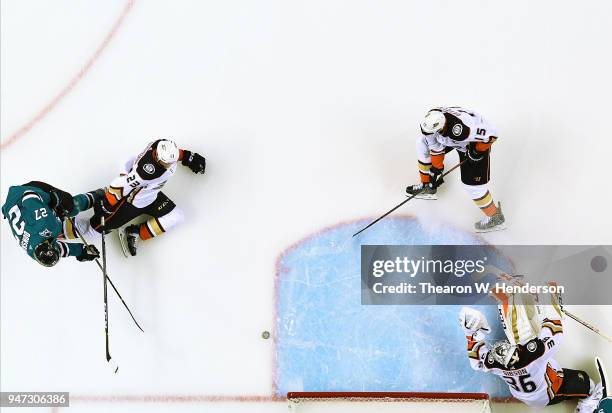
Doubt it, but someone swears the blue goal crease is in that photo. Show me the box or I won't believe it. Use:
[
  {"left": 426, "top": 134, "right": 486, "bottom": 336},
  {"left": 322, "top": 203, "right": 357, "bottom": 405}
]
[{"left": 274, "top": 216, "right": 512, "bottom": 398}]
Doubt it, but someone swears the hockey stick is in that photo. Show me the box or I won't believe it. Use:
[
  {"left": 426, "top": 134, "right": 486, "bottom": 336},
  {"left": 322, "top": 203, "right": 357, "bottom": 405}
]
[
  {"left": 487, "top": 272, "right": 611, "bottom": 343},
  {"left": 562, "top": 309, "right": 612, "bottom": 343},
  {"left": 101, "top": 215, "right": 118, "bottom": 373},
  {"left": 67, "top": 216, "right": 144, "bottom": 332},
  {"left": 352, "top": 160, "right": 466, "bottom": 237},
  {"left": 596, "top": 357, "right": 608, "bottom": 398}
]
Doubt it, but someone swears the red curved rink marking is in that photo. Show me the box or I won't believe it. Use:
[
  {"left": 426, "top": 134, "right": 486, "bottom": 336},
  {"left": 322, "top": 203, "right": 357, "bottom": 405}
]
[{"left": 0, "top": 0, "right": 136, "bottom": 151}]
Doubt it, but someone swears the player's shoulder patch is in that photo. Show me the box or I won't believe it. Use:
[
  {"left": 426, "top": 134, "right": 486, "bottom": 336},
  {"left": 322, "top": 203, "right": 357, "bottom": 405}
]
[
  {"left": 526, "top": 340, "right": 538, "bottom": 353},
  {"left": 513, "top": 339, "right": 546, "bottom": 368},
  {"left": 135, "top": 151, "right": 165, "bottom": 180},
  {"left": 142, "top": 163, "right": 156, "bottom": 175},
  {"left": 443, "top": 112, "right": 470, "bottom": 141},
  {"left": 452, "top": 123, "right": 464, "bottom": 137}
]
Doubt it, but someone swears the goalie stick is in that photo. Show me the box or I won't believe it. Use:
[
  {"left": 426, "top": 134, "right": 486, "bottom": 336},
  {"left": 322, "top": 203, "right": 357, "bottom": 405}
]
[
  {"left": 562, "top": 309, "right": 612, "bottom": 343},
  {"left": 487, "top": 266, "right": 612, "bottom": 343}
]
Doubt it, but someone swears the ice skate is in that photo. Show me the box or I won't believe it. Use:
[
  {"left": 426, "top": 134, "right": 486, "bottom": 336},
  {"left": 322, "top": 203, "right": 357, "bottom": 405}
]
[
  {"left": 474, "top": 202, "right": 507, "bottom": 233},
  {"left": 405, "top": 183, "right": 437, "bottom": 200},
  {"left": 118, "top": 225, "right": 140, "bottom": 257},
  {"left": 575, "top": 382, "right": 603, "bottom": 413}
]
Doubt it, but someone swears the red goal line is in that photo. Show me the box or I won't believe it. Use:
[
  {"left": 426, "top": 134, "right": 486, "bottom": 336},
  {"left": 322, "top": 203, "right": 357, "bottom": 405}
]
[{"left": 287, "top": 392, "right": 490, "bottom": 401}]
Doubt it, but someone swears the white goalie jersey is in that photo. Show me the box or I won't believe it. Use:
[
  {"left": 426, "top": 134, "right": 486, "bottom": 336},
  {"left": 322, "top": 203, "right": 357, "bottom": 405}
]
[
  {"left": 107, "top": 140, "right": 178, "bottom": 208},
  {"left": 466, "top": 316, "right": 565, "bottom": 407},
  {"left": 421, "top": 106, "right": 498, "bottom": 154}
]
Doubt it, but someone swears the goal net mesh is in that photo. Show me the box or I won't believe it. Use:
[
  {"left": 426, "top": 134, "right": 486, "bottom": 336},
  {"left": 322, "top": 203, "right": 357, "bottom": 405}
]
[{"left": 287, "top": 392, "right": 492, "bottom": 413}]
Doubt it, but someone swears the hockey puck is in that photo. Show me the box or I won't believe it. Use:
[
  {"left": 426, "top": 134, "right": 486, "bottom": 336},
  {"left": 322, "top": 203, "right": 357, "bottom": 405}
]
[{"left": 261, "top": 331, "right": 270, "bottom": 339}]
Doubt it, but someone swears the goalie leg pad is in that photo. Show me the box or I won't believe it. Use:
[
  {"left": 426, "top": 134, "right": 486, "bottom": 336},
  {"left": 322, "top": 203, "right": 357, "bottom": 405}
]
[{"left": 496, "top": 294, "right": 540, "bottom": 345}]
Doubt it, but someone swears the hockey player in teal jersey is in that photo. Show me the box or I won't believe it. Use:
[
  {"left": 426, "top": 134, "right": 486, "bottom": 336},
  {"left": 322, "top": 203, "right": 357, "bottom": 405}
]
[
  {"left": 2, "top": 181, "right": 103, "bottom": 267},
  {"left": 596, "top": 357, "right": 611, "bottom": 412}
]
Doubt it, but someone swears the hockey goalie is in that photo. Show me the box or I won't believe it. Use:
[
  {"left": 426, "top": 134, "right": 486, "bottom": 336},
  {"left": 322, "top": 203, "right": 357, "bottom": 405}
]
[{"left": 460, "top": 289, "right": 603, "bottom": 411}]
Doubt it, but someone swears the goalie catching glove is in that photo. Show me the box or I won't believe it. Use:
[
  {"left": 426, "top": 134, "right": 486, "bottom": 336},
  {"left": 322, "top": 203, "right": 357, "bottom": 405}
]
[
  {"left": 181, "top": 150, "right": 206, "bottom": 174},
  {"left": 459, "top": 307, "right": 491, "bottom": 334}
]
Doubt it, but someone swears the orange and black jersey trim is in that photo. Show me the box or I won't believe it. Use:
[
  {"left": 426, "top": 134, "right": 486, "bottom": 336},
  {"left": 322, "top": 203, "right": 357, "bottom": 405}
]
[
  {"left": 545, "top": 364, "right": 564, "bottom": 401},
  {"left": 466, "top": 335, "right": 486, "bottom": 360},
  {"left": 541, "top": 318, "right": 563, "bottom": 335},
  {"left": 106, "top": 186, "right": 123, "bottom": 206}
]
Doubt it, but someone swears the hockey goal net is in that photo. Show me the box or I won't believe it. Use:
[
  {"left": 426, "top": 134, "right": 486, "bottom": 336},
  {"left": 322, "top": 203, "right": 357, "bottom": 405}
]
[{"left": 287, "top": 392, "right": 492, "bottom": 412}]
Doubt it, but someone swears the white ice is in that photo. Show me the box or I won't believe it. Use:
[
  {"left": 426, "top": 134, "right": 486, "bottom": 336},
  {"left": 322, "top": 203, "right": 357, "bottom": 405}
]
[{"left": 1, "top": 1, "right": 611, "bottom": 412}]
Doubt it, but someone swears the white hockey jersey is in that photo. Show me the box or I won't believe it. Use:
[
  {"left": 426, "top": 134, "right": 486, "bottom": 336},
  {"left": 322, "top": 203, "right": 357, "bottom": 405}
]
[
  {"left": 422, "top": 106, "right": 498, "bottom": 154},
  {"left": 107, "top": 140, "right": 178, "bottom": 208},
  {"left": 467, "top": 317, "right": 565, "bottom": 407}
]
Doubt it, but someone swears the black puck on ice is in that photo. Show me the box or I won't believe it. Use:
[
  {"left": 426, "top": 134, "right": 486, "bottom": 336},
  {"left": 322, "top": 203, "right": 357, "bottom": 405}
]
[{"left": 261, "top": 331, "right": 270, "bottom": 339}]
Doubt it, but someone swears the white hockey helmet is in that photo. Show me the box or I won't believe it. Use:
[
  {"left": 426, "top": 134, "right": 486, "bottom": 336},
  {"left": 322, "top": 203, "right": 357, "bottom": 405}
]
[
  {"left": 491, "top": 341, "right": 519, "bottom": 368},
  {"left": 155, "top": 139, "right": 179, "bottom": 165},
  {"left": 420, "top": 110, "right": 446, "bottom": 134}
]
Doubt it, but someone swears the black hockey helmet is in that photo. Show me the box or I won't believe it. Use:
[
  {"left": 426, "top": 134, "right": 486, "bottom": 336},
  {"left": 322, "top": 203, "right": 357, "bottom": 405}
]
[{"left": 34, "top": 240, "right": 60, "bottom": 267}]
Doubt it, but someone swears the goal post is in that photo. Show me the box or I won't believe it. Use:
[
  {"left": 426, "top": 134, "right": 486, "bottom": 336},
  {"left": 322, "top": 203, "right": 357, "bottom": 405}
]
[{"left": 287, "top": 392, "right": 493, "bottom": 413}]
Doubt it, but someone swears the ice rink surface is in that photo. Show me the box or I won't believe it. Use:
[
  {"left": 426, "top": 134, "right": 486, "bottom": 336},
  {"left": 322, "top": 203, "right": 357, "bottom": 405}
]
[
  {"left": 276, "top": 218, "right": 513, "bottom": 398},
  {"left": 1, "top": 1, "right": 611, "bottom": 412}
]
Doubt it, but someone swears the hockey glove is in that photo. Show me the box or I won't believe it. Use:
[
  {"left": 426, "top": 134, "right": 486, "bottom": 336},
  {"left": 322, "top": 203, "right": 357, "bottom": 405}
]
[
  {"left": 181, "top": 150, "right": 206, "bottom": 174},
  {"left": 50, "top": 190, "right": 74, "bottom": 220},
  {"left": 76, "top": 244, "right": 100, "bottom": 262},
  {"left": 467, "top": 143, "right": 486, "bottom": 163},
  {"left": 459, "top": 307, "right": 491, "bottom": 334},
  {"left": 429, "top": 166, "right": 444, "bottom": 189}
]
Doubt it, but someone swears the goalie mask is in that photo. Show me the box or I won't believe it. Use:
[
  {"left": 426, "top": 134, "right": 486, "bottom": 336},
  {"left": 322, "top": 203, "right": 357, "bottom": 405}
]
[
  {"left": 491, "top": 341, "right": 519, "bottom": 368},
  {"left": 34, "top": 240, "right": 60, "bottom": 267}
]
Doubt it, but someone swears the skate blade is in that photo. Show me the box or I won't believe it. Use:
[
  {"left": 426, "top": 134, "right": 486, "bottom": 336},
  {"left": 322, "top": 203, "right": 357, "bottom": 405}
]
[
  {"left": 407, "top": 194, "right": 438, "bottom": 200},
  {"left": 117, "top": 228, "right": 130, "bottom": 258},
  {"left": 475, "top": 222, "right": 508, "bottom": 233}
]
